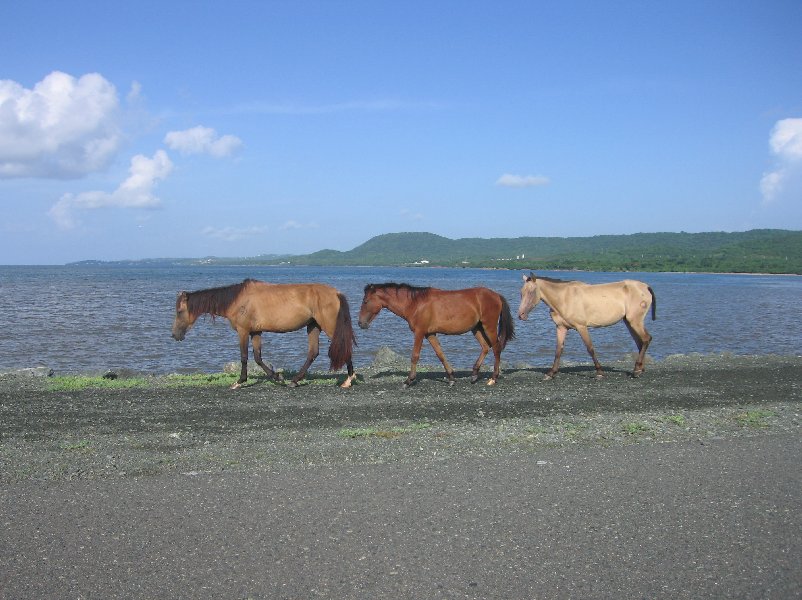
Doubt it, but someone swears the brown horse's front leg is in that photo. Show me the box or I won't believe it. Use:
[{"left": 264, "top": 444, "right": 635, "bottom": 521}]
[
  {"left": 404, "top": 332, "right": 425, "bottom": 388},
  {"left": 427, "top": 334, "right": 455, "bottom": 386},
  {"left": 251, "top": 333, "right": 283, "bottom": 383},
  {"left": 290, "top": 325, "right": 320, "bottom": 387}
]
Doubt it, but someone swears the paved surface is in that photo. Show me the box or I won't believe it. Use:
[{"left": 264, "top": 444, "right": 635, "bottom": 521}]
[{"left": 2, "top": 433, "right": 800, "bottom": 599}]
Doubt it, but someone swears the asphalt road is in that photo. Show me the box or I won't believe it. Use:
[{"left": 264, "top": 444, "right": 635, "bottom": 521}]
[{"left": 2, "top": 433, "right": 799, "bottom": 599}]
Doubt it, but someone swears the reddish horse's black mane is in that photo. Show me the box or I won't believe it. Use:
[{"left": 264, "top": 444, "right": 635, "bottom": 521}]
[
  {"left": 364, "top": 282, "right": 432, "bottom": 300},
  {"left": 183, "top": 279, "right": 255, "bottom": 317}
]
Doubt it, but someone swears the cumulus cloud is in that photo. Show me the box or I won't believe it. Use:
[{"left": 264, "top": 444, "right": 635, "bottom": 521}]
[
  {"left": 48, "top": 150, "right": 173, "bottom": 229},
  {"left": 0, "top": 71, "right": 122, "bottom": 178},
  {"left": 201, "top": 225, "right": 268, "bottom": 241},
  {"left": 495, "top": 173, "right": 550, "bottom": 188},
  {"left": 761, "top": 118, "right": 802, "bottom": 205},
  {"left": 164, "top": 126, "right": 242, "bottom": 157}
]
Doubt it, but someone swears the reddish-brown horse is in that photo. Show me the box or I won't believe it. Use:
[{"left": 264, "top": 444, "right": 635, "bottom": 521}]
[
  {"left": 172, "top": 279, "right": 357, "bottom": 389},
  {"left": 358, "top": 283, "right": 515, "bottom": 387},
  {"left": 518, "top": 273, "right": 656, "bottom": 379}
]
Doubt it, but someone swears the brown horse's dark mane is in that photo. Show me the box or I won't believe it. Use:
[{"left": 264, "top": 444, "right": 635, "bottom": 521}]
[
  {"left": 365, "top": 282, "right": 432, "bottom": 300},
  {"left": 184, "top": 279, "right": 254, "bottom": 317}
]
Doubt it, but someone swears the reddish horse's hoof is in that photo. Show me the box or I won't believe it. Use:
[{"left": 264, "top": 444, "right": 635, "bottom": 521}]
[
  {"left": 542, "top": 373, "right": 554, "bottom": 381},
  {"left": 594, "top": 373, "right": 605, "bottom": 380},
  {"left": 632, "top": 370, "right": 643, "bottom": 378}
]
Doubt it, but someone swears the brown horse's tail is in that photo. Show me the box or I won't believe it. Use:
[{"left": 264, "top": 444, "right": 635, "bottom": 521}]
[
  {"left": 497, "top": 295, "right": 516, "bottom": 350},
  {"left": 648, "top": 286, "right": 657, "bottom": 320},
  {"left": 329, "top": 293, "right": 357, "bottom": 370}
]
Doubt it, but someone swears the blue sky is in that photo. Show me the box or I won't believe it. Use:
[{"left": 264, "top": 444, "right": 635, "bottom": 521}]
[{"left": 1, "top": 1, "right": 801, "bottom": 264}]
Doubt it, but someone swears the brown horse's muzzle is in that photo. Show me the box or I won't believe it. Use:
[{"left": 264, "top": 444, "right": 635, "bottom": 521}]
[{"left": 357, "top": 319, "right": 370, "bottom": 330}]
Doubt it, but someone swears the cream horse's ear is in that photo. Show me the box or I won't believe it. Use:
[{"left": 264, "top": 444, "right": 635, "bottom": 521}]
[{"left": 522, "top": 274, "right": 528, "bottom": 282}]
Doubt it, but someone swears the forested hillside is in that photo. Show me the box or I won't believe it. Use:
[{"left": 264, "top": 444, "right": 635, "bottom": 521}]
[{"left": 267, "top": 230, "right": 802, "bottom": 274}]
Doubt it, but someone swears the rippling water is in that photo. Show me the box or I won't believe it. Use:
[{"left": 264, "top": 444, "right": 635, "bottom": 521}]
[{"left": 0, "top": 265, "right": 799, "bottom": 375}]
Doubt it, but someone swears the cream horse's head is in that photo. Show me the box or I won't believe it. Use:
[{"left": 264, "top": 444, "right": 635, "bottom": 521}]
[{"left": 517, "top": 273, "right": 542, "bottom": 320}]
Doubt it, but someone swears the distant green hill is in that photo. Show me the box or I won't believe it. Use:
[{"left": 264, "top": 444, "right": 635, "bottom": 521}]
[{"left": 268, "top": 229, "right": 802, "bottom": 274}]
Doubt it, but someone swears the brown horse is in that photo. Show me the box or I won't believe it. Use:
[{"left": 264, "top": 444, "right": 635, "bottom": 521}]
[
  {"left": 172, "top": 279, "right": 357, "bottom": 389},
  {"left": 358, "top": 283, "right": 515, "bottom": 387},
  {"left": 518, "top": 273, "right": 656, "bottom": 379}
]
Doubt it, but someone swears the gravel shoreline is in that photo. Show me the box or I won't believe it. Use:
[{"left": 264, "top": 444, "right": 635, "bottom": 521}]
[{"left": 1, "top": 354, "right": 800, "bottom": 482}]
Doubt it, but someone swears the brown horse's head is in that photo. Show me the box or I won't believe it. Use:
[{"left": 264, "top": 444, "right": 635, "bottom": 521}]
[
  {"left": 171, "top": 291, "right": 196, "bottom": 341},
  {"left": 517, "top": 273, "right": 542, "bottom": 320},
  {"left": 357, "top": 285, "right": 383, "bottom": 329}
]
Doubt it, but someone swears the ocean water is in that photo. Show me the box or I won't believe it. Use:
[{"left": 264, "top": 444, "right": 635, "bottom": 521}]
[{"left": 0, "top": 265, "right": 800, "bottom": 375}]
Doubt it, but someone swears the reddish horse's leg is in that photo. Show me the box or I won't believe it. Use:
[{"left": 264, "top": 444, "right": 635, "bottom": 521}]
[
  {"left": 426, "top": 334, "right": 455, "bottom": 385},
  {"left": 576, "top": 325, "right": 604, "bottom": 379},
  {"left": 290, "top": 324, "right": 321, "bottom": 387},
  {"left": 251, "top": 333, "right": 283, "bottom": 382},
  {"left": 404, "top": 331, "right": 425, "bottom": 388},
  {"left": 470, "top": 328, "right": 491, "bottom": 384},
  {"left": 624, "top": 318, "right": 652, "bottom": 377}
]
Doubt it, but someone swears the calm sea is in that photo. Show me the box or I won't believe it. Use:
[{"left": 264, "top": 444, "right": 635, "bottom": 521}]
[{"left": 0, "top": 265, "right": 799, "bottom": 376}]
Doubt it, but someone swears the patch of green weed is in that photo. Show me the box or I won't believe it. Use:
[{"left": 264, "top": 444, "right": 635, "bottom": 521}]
[{"left": 734, "top": 410, "right": 774, "bottom": 428}]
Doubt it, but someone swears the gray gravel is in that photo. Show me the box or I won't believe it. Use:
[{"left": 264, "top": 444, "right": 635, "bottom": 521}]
[
  {"left": 1, "top": 353, "right": 800, "bottom": 482},
  {"left": 1, "top": 354, "right": 800, "bottom": 599}
]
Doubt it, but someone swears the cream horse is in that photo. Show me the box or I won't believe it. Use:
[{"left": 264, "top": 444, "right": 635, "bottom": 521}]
[{"left": 518, "top": 273, "right": 656, "bottom": 379}]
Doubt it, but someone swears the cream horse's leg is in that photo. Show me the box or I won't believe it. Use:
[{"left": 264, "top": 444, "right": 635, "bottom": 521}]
[
  {"left": 545, "top": 324, "right": 568, "bottom": 380},
  {"left": 576, "top": 325, "right": 604, "bottom": 379},
  {"left": 624, "top": 317, "right": 652, "bottom": 377}
]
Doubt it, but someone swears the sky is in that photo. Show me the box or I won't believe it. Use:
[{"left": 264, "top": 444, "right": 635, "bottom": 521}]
[{"left": 1, "top": 1, "right": 801, "bottom": 265}]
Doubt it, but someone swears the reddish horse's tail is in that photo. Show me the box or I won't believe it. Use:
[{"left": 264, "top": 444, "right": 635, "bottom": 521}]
[
  {"left": 498, "top": 295, "right": 516, "bottom": 350},
  {"left": 329, "top": 293, "right": 357, "bottom": 370}
]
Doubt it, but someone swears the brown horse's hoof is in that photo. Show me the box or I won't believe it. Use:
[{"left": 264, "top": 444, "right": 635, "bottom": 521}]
[
  {"left": 594, "top": 373, "right": 605, "bottom": 380},
  {"left": 632, "top": 370, "right": 643, "bottom": 378},
  {"left": 470, "top": 375, "right": 480, "bottom": 384},
  {"left": 230, "top": 382, "right": 243, "bottom": 390},
  {"left": 486, "top": 378, "right": 496, "bottom": 386},
  {"left": 288, "top": 380, "right": 300, "bottom": 388},
  {"left": 542, "top": 373, "right": 554, "bottom": 381},
  {"left": 447, "top": 379, "right": 456, "bottom": 387}
]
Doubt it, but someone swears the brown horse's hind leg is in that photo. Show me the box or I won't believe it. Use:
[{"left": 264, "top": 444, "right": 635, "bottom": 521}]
[
  {"left": 340, "top": 360, "right": 356, "bottom": 389},
  {"left": 427, "top": 334, "right": 455, "bottom": 386},
  {"left": 470, "top": 328, "right": 491, "bottom": 384},
  {"left": 251, "top": 333, "right": 283, "bottom": 383},
  {"left": 624, "top": 318, "right": 652, "bottom": 377},
  {"left": 232, "top": 330, "right": 250, "bottom": 389},
  {"left": 290, "top": 324, "right": 321, "bottom": 387},
  {"left": 577, "top": 325, "right": 604, "bottom": 379}
]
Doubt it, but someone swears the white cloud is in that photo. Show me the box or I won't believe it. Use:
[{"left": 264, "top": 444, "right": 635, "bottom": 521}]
[
  {"left": 0, "top": 71, "right": 122, "bottom": 179},
  {"left": 761, "top": 118, "right": 802, "bottom": 205},
  {"left": 48, "top": 150, "right": 173, "bottom": 229},
  {"left": 280, "top": 220, "right": 319, "bottom": 230},
  {"left": 164, "top": 126, "right": 242, "bottom": 157},
  {"left": 399, "top": 209, "right": 424, "bottom": 221},
  {"left": 496, "top": 173, "right": 550, "bottom": 188},
  {"left": 201, "top": 225, "right": 268, "bottom": 241}
]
